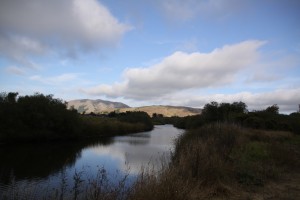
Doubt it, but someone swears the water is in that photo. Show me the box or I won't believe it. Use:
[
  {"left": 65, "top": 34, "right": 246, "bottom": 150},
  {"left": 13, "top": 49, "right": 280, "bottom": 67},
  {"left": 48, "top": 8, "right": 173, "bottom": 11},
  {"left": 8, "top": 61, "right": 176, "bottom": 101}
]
[{"left": 0, "top": 125, "right": 183, "bottom": 195}]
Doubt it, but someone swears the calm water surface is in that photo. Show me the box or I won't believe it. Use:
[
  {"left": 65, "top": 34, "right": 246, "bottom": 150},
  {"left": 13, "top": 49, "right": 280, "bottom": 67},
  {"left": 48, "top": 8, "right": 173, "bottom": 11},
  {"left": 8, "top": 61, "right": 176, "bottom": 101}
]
[{"left": 0, "top": 125, "right": 183, "bottom": 193}]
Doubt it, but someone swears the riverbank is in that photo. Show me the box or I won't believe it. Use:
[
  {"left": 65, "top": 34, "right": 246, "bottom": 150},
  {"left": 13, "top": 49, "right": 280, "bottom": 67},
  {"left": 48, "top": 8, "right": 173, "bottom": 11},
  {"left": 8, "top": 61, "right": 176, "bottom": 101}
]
[
  {"left": 1, "top": 123, "right": 299, "bottom": 199},
  {"left": 130, "top": 123, "right": 300, "bottom": 199},
  {"left": 0, "top": 125, "right": 181, "bottom": 200}
]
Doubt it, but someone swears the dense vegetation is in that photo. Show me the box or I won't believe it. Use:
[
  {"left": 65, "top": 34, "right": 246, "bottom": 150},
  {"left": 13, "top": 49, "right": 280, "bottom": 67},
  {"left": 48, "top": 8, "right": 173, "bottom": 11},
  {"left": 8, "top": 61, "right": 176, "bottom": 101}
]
[
  {"left": 128, "top": 102, "right": 300, "bottom": 199},
  {"left": 173, "top": 101, "right": 300, "bottom": 134},
  {"left": 130, "top": 123, "right": 300, "bottom": 199},
  {"left": 0, "top": 92, "right": 153, "bottom": 143},
  {"left": 130, "top": 102, "right": 300, "bottom": 199}
]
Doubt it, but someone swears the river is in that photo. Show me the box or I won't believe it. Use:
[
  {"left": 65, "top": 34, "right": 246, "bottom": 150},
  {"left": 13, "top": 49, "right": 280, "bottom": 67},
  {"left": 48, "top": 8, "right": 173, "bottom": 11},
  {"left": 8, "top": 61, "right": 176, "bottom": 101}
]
[{"left": 0, "top": 125, "right": 183, "bottom": 196}]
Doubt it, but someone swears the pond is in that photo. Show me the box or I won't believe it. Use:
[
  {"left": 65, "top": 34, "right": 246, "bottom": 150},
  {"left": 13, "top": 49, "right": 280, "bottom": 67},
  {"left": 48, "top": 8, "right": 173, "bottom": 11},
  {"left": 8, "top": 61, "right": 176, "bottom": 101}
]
[{"left": 0, "top": 125, "right": 183, "bottom": 196}]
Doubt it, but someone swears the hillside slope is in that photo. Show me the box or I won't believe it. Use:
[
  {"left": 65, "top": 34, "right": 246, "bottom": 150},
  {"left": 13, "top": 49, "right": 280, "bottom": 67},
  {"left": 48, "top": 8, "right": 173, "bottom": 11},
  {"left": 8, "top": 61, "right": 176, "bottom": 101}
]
[
  {"left": 106, "top": 105, "right": 202, "bottom": 117},
  {"left": 107, "top": 105, "right": 201, "bottom": 117},
  {"left": 68, "top": 99, "right": 201, "bottom": 117},
  {"left": 67, "top": 99, "right": 130, "bottom": 114}
]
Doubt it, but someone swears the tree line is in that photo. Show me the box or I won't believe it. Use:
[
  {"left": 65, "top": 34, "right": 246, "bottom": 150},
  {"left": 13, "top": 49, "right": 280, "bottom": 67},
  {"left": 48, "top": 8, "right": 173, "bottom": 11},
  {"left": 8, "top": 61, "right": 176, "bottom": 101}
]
[
  {"left": 0, "top": 92, "right": 153, "bottom": 143},
  {"left": 173, "top": 101, "right": 300, "bottom": 134}
]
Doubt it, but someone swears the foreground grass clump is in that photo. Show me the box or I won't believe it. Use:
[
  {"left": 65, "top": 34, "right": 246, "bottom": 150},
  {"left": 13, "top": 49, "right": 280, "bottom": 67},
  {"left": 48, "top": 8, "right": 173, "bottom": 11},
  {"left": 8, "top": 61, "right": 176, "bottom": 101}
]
[{"left": 130, "top": 123, "right": 300, "bottom": 199}]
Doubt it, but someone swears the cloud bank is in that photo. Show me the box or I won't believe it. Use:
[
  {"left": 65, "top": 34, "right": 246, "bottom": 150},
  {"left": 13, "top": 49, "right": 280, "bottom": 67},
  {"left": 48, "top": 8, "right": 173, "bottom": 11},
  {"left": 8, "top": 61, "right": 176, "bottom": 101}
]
[
  {"left": 0, "top": 0, "right": 131, "bottom": 67},
  {"left": 82, "top": 39, "right": 300, "bottom": 113},
  {"left": 165, "top": 88, "right": 300, "bottom": 113},
  {"left": 83, "top": 40, "right": 266, "bottom": 99}
]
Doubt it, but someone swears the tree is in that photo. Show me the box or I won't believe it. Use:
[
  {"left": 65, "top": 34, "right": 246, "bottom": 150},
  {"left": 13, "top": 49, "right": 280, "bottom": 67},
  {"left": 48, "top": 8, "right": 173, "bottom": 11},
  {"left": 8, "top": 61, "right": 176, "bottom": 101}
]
[
  {"left": 202, "top": 101, "right": 219, "bottom": 122},
  {"left": 0, "top": 92, "right": 18, "bottom": 103},
  {"left": 265, "top": 104, "right": 279, "bottom": 114},
  {"left": 0, "top": 92, "right": 81, "bottom": 141}
]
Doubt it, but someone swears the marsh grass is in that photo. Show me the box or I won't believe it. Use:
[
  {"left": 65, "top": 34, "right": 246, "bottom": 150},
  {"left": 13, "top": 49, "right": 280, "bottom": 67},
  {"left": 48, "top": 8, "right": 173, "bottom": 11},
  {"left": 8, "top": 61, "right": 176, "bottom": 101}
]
[
  {"left": 1, "top": 166, "right": 132, "bottom": 200},
  {"left": 130, "top": 123, "right": 300, "bottom": 199}
]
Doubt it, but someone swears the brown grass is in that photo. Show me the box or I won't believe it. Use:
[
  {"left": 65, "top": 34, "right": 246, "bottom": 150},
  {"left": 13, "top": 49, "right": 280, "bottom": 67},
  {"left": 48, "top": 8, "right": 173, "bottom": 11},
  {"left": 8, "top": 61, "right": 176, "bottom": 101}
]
[{"left": 128, "top": 123, "right": 300, "bottom": 199}]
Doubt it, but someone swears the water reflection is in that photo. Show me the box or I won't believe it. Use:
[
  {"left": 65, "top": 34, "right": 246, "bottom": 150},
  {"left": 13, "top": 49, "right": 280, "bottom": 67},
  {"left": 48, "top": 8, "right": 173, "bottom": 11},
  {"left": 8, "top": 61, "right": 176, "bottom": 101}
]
[
  {"left": 88, "top": 125, "right": 182, "bottom": 174},
  {"left": 0, "top": 138, "right": 113, "bottom": 184},
  {"left": 0, "top": 125, "right": 182, "bottom": 188}
]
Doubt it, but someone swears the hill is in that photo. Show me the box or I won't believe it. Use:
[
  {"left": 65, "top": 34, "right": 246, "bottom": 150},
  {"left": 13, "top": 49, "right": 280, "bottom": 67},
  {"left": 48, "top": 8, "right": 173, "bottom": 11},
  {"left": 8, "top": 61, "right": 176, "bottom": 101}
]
[
  {"left": 114, "top": 105, "right": 201, "bottom": 117},
  {"left": 67, "top": 99, "right": 130, "bottom": 114},
  {"left": 68, "top": 99, "right": 201, "bottom": 117}
]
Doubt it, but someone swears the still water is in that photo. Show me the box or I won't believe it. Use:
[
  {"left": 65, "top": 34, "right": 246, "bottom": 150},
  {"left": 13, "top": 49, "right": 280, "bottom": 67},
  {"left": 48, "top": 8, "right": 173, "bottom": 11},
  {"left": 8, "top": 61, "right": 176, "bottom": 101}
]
[{"left": 0, "top": 125, "right": 182, "bottom": 193}]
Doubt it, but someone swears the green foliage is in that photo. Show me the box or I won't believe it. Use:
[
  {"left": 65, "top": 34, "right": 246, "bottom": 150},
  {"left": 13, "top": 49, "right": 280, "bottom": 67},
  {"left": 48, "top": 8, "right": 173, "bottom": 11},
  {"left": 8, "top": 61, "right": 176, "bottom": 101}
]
[
  {"left": 173, "top": 101, "right": 300, "bottom": 134},
  {"left": 0, "top": 92, "right": 81, "bottom": 141},
  {"left": 115, "top": 111, "right": 153, "bottom": 131},
  {"left": 265, "top": 104, "right": 279, "bottom": 114},
  {"left": 202, "top": 101, "right": 247, "bottom": 122},
  {"left": 0, "top": 92, "right": 154, "bottom": 143},
  {"left": 173, "top": 101, "right": 247, "bottom": 130},
  {"left": 80, "top": 115, "right": 149, "bottom": 136}
]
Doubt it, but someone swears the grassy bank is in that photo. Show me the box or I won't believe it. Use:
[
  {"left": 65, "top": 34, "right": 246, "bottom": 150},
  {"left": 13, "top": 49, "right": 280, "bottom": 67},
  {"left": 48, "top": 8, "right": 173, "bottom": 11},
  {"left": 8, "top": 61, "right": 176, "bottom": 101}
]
[
  {"left": 130, "top": 123, "right": 300, "bottom": 199},
  {"left": 2, "top": 123, "right": 300, "bottom": 199}
]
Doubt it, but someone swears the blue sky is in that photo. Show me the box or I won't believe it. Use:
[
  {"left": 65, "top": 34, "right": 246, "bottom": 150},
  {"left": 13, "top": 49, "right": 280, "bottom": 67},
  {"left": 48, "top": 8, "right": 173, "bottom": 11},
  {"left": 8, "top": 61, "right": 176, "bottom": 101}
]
[{"left": 0, "top": 0, "right": 299, "bottom": 113}]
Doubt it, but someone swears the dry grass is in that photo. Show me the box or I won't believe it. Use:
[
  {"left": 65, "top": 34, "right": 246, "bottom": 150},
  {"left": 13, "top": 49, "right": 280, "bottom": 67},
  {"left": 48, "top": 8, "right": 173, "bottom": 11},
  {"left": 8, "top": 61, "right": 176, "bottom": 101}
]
[{"left": 129, "top": 123, "right": 300, "bottom": 199}]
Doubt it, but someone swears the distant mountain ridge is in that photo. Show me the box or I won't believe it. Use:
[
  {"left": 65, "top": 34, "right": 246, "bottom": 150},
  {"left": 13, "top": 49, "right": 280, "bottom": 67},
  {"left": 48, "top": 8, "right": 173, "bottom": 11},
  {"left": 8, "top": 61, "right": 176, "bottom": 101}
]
[
  {"left": 67, "top": 99, "right": 201, "bottom": 117},
  {"left": 67, "top": 99, "right": 130, "bottom": 114},
  {"left": 114, "top": 105, "right": 202, "bottom": 117}
]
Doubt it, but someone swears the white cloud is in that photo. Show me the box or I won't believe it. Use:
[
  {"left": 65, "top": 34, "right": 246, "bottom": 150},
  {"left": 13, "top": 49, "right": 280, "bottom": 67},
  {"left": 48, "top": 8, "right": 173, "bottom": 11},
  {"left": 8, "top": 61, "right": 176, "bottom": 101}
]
[
  {"left": 246, "top": 72, "right": 282, "bottom": 83},
  {"left": 167, "top": 88, "right": 300, "bottom": 113},
  {"left": 82, "top": 40, "right": 266, "bottom": 99},
  {"left": 30, "top": 73, "right": 80, "bottom": 85},
  {"left": 0, "top": 0, "right": 131, "bottom": 64}
]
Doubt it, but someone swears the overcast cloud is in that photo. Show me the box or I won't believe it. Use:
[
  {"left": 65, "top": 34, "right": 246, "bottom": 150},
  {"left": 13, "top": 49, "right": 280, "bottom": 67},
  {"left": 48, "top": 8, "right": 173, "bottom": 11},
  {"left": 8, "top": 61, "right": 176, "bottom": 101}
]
[
  {"left": 164, "top": 88, "right": 300, "bottom": 113},
  {"left": 0, "top": 0, "right": 131, "bottom": 67},
  {"left": 82, "top": 40, "right": 266, "bottom": 99}
]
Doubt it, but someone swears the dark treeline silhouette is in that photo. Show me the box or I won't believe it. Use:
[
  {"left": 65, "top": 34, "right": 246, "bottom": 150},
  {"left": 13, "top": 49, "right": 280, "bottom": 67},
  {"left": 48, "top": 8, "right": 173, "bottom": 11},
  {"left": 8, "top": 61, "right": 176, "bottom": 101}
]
[
  {"left": 173, "top": 101, "right": 300, "bottom": 134},
  {"left": 0, "top": 92, "right": 154, "bottom": 143},
  {"left": 0, "top": 92, "right": 81, "bottom": 142}
]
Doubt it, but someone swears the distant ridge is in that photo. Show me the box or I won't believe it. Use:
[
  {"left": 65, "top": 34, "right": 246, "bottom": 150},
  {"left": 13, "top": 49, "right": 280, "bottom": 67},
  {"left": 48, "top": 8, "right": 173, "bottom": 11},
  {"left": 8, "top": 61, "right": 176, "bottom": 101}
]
[
  {"left": 113, "top": 105, "right": 202, "bottom": 117},
  {"left": 67, "top": 99, "right": 130, "bottom": 114},
  {"left": 68, "top": 99, "right": 201, "bottom": 117}
]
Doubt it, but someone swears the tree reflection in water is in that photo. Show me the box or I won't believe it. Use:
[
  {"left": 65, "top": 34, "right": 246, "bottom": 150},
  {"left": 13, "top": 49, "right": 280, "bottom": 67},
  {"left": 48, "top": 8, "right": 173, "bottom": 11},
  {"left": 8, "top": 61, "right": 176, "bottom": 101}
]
[{"left": 0, "top": 138, "right": 113, "bottom": 184}]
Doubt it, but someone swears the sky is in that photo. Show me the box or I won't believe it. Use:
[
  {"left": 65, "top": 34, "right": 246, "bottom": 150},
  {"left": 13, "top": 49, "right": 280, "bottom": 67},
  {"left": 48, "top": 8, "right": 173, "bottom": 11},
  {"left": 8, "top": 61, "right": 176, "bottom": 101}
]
[{"left": 0, "top": 0, "right": 300, "bottom": 113}]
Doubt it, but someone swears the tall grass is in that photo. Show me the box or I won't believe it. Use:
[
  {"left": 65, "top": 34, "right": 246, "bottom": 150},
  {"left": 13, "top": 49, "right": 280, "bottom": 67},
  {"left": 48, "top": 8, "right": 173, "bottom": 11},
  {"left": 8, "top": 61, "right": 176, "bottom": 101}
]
[
  {"left": 129, "top": 123, "right": 300, "bottom": 199},
  {"left": 1, "top": 166, "right": 132, "bottom": 200}
]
